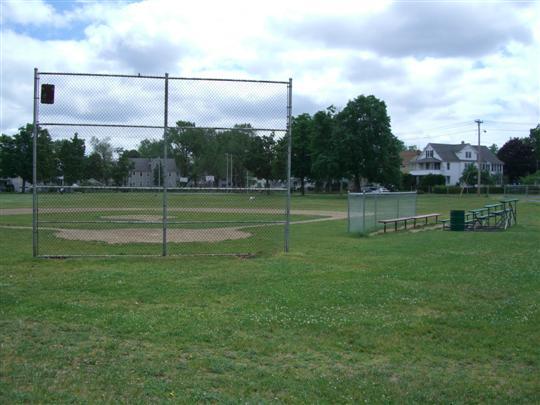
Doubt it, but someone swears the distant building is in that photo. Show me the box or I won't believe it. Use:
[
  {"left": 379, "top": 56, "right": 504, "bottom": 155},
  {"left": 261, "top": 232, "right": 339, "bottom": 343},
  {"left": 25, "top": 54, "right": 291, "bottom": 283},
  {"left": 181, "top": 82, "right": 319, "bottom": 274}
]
[
  {"left": 127, "top": 158, "right": 180, "bottom": 187},
  {"left": 0, "top": 176, "right": 24, "bottom": 192},
  {"left": 410, "top": 143, "right": 504, "bottom": 185},
  {"left": 399, "top": 150, "right": 421, "bottom": 173}
]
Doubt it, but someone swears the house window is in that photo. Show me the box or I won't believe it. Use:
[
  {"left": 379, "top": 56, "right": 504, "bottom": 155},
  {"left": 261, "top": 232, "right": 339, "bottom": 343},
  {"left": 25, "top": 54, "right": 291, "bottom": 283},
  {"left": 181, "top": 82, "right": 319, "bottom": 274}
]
[
  {"left": 140, "top": 172, "right": 142, "bottom": 176},
  {"left": 426, "top": 150, "right": 433, "bottom": 158},
  {"left": 447, "top": 162, "right": 450, "bottom": 170},
  {"left": 434, "top": 163, "right": 440, "bottom": 170},
  {"left": 465, "top": 152, "right": 471, "bottom": 158}
]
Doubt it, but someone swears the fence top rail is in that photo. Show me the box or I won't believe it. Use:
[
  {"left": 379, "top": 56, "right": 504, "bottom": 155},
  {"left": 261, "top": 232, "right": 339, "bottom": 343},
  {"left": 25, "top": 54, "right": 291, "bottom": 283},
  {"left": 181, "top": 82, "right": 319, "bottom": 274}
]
[
  {"left": 38, "top": 71, "right": 290, "bottom": 84},
  {"left": 36, "top": 185, "right": 288, "bottom": 192},
  {"left": 39, "top": 122, "right": 287, "bottom": 132},
  {"left": 348, "top": 191, "right": 417, "bottom": 196}
]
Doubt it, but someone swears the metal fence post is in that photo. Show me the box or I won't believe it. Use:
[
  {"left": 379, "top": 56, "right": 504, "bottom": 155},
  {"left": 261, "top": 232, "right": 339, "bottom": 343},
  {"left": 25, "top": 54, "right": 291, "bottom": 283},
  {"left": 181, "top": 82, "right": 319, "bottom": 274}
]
[
  {"left": 374, "top": 192, "right": 378, "bottom": 229},
  {"left": 362, "top": 191, "right": 366, "bottom": 233},
  {"left": 162, "top": 73, "right": 169, "bottom": 256},
  {"left": 347, "top": 192, "right": 350, "bottom": 233},
  {"left": 32, "top": 68, "right": 39, "bottom": 257},
  {"left": 284, "top": 78, "right": 293, "bottom": 252}
]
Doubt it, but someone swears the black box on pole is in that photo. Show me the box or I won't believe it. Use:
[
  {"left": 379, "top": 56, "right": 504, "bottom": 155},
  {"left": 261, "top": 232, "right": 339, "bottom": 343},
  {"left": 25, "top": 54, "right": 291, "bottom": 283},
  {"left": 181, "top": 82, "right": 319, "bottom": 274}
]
[{"left": 41, "top": 84, "right": 55, "bottom": 104}]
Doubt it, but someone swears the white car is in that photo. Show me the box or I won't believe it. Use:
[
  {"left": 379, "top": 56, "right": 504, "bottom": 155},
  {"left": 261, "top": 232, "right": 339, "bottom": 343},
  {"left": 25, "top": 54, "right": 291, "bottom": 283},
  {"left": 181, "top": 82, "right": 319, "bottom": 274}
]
[{"left": 362, "top": 186, "right": 389, "bottom": 193}]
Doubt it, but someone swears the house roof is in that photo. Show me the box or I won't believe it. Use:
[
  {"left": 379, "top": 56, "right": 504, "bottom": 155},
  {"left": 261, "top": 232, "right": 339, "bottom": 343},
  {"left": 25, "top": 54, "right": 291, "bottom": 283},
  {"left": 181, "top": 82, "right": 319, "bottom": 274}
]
[
  {"left": 399, "top": 150, "right": 420, "bottom": 167},
  {"left": 471, "top": 145, "right": 504, "bottom": 164},
  {"left": 129, "top": 158, "right": 178, "bottom": 172},
  {"left": 424, "top": 143, "right": 503, "bottom": 164}
]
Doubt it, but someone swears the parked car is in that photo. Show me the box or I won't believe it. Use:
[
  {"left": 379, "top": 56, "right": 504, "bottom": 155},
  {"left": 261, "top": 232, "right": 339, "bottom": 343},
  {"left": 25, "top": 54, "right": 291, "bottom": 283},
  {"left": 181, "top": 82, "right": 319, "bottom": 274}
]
[{"left": 361, "top": 186, "right": 389, "bottom": 193}]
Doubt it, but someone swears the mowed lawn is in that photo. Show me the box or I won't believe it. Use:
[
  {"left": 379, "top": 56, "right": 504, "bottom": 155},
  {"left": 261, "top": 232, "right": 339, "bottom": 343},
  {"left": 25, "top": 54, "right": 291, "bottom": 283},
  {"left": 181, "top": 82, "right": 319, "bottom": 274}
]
[{"left": 1, "top": 194, "right": 539, "bottom": 402}]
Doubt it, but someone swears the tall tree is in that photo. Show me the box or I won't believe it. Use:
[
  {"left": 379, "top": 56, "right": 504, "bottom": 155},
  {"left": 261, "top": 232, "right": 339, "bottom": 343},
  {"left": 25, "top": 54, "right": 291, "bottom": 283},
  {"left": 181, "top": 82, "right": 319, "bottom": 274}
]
[
  {"left": 84, "top": 152, "right": 105, "bottom": 183},
  {"left": 110, "top": 150, "right": 134, "bottom": 186},
  {"left": 245, "top": 133, "right": 276, "bottom": 189},
  {"left": 497, "top": 138, "right": 536, "bottom": 183},
  {"left": 0, "top": 124, "right": 55, "bottom": 191},
  {"left": 489, "top": 143, "right": 499, "bottom": 155},
  {"left": 291, "top": 113, "right": 313, "bottom": 195},
  {"left": 56, "top": 133, "right": 86, "bottom": 185},
  {"left": 138, "top": 139, "right": 164, "bottom": 158},
  {"left": 89, "top": 136, "right": 114, "bottom": 183},
  {"left": 460, "top": 164, "right": 494, "bottom": 186},
  {"left": 333, "top": 95, "right": 401, "bottom": 190},
  {"left": 0, "top": 134, "right": 17, "bottom": 179},
  {"left": 310, "top": 106, "right": 341, "bottom": 190},
  {"left": 528, "top": 124, "right": 540, "bottom": 171}
]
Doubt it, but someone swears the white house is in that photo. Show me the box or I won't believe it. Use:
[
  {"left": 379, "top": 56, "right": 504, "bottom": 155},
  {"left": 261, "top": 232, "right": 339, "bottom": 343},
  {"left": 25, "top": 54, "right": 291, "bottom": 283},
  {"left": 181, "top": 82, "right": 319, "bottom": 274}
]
[
  {"left": 410, "top": 142, "right": 504, "bottom": 185},
  {"left": 127, "top": 158, "right": 181, "bottom": 187}
]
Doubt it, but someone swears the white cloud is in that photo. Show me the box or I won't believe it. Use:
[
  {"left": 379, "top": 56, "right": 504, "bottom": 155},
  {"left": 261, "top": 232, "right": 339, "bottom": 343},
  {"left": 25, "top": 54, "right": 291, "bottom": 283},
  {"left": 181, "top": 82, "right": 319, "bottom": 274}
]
[
  {"left": 1, "top": 0, "right": 539, "bottom": 150},
  {"left": 1, "top": 0, "right": 61, "bottom": 26}
]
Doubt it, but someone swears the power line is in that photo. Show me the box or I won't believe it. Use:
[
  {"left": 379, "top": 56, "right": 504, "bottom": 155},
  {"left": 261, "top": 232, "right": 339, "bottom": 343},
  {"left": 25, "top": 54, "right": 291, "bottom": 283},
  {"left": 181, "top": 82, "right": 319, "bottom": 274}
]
[{"left": 395, "top": 121, "right": 473, "bottom": 136}]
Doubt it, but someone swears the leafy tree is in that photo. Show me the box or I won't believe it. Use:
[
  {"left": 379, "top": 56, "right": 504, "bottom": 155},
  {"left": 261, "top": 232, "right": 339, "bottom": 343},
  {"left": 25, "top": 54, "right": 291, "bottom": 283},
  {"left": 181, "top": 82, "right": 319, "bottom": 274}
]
[
  {"left": 56, "top": 133, "right": 85, "bottom": 185},
  {"left": 245, "top": 133, "right": 276, "bottom": 189},
  {"left": 519, "top": 171, "right": 540, "bottom": 185},
  {"left": 138, "top": 139, "right": 164, "bottom": 158},
  {"left": 291, "top": 113, "right": 312, "bottom": 195},
  {"left": 168, "top": 121, "right": 203, "bottom": 183},
  {"left": 459, "top": 164, "right": 495, "bottom": 186},
  {"left": 123, "top": 149, "right": 141, "bottom": 158},
  {"left": 489, "top": 143, "right": 499, "bottom": 154},
  {"left": 84, "top": 152, "right": 104, "bottom": 182},
  {"left": 216, "top": 125, "right": 254, "bottom": 187},
  {"left": 272, "top": 134, "right": 288, "bottom": 183},
  {"left": 497, "top": 138, "right": 536, "bottom": 183},
  {"left": 111, "top": 151, "right": 134, "bottom": 186},
  {"left": 310, "top": 106, "right": 341, "bottom": 190},
  {"left": 333, "top": 95, "right": 401, "bottom": 190},
  {"left": 400, "top": 172, "right": 416, "bottom": 190},
  {"left": 89, "top": 136, "right": 114, "bottom": 183},
  {"left": 528, "top": 124, "right": 540, "bottom": 171},
  {"left": 0, "top": 134, "right": 17, "bottom": 178},
  {"left": 0, "top": 124, "right": 55, "bottom": 191},
  {"left": 419, "top": 174, "right": 446, "bottom": 191}
]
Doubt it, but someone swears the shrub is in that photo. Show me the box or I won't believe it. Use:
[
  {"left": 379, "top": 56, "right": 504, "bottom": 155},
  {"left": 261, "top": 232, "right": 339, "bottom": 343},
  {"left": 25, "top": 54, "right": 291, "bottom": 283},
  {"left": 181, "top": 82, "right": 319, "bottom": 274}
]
[
  {"left": 419, "top": 174, "right": 446, "bottom": 192},
  {"left": 433, "top": 185, "right": 447, "bottom": 194}
]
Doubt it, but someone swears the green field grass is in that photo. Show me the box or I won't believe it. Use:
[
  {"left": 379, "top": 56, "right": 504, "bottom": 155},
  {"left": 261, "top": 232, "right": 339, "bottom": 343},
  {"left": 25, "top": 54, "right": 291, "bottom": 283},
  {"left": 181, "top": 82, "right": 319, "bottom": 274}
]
[{"left": 1, "top": 193, "right": 539, "bottom": 402}]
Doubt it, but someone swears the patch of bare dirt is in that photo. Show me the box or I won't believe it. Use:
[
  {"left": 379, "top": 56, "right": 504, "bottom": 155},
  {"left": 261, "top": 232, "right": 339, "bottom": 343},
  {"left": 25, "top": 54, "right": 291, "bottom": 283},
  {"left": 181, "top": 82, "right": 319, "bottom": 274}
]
[{"left": 54, "top": 227, "right": 252, "bottom": 244}]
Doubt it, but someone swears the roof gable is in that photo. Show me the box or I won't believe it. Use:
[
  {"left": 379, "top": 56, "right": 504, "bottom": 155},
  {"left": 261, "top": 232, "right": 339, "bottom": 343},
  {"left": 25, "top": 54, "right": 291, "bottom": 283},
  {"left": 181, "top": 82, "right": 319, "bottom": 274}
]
[{"left": 421, "top": 143, "right": 503, "bottom": 164}]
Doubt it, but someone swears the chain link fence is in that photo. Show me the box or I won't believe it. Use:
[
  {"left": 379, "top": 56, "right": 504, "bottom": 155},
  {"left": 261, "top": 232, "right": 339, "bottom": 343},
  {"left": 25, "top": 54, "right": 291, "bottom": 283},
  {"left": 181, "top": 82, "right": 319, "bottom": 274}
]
[
  {"left": 32, "top": 70, "right": 292, "bottom": 257},
  {"left": 504, "top": 184, "right": 540, "bottom": 202},
  {"left": 348, "top": 192, "right": 417, "bottom": 234}
]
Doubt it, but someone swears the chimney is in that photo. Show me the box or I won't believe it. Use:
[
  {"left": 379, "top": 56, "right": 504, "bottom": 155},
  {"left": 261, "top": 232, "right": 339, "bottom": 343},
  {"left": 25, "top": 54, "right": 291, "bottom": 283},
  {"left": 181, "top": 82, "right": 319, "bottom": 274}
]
[{"left": 461, "top": 140, "right": 465, "bottom": 144}]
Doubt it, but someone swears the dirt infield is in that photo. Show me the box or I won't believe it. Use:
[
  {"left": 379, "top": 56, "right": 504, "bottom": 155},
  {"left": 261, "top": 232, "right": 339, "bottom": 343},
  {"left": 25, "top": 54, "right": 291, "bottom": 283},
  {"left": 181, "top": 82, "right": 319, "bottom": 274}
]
[
  {"left": 1, "top": 207, "right": 346, "bottom": 244},
  {"left": 54, "top": 227, "right": 253, "bottom": 243}
]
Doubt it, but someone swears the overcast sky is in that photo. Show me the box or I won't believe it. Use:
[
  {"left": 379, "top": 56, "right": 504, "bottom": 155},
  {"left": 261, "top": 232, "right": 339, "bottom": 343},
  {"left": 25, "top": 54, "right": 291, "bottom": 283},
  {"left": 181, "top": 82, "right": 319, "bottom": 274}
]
[{"left": 1, "top": 0, "right": 539, "bottom": 149}]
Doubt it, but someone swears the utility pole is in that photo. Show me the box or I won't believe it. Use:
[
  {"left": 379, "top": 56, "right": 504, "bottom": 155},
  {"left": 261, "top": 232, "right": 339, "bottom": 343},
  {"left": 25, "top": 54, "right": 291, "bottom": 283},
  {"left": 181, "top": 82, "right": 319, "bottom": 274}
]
[{"left": 475, "top": 119, "right": 483, "bottom": 196}]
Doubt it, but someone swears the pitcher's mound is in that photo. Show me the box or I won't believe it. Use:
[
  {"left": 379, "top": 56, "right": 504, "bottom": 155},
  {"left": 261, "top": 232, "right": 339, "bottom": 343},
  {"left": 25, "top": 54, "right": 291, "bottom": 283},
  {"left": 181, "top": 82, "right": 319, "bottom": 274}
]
[{"left": 54, "top": 228, "right": 252, "bottom": 244}]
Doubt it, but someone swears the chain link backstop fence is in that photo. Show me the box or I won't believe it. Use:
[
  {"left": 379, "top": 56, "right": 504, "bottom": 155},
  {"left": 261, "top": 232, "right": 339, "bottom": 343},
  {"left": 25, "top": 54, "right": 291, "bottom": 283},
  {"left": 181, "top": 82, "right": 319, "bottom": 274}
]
[
  {"left": 348, "top": 192, "right": 417, "bottom": 234},
  {"left": 32, "top": 70, "right": 292, "bottom": 257}
]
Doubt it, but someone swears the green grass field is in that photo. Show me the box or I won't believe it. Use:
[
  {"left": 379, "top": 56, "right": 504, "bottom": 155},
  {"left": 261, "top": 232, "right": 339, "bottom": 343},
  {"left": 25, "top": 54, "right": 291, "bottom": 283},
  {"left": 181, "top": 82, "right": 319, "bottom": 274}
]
[{"left": 1, "top": 193, "right": 539, "bottom": 402}]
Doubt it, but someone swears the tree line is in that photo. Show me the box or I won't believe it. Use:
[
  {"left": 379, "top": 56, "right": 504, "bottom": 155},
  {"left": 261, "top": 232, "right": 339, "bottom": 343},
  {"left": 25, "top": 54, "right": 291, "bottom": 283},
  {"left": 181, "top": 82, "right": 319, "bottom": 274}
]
[
  {"left": 0, "top": 122, "right": 287, "bottom": 191},
  {"left": 291, "top": 95, "right": 401, "bottom": 193},
  {"left": 0, "top": 94, "right": 403, "bottom": 192},
  {"left": 496, "top": 124, "right": 540, "bottom": 183}
]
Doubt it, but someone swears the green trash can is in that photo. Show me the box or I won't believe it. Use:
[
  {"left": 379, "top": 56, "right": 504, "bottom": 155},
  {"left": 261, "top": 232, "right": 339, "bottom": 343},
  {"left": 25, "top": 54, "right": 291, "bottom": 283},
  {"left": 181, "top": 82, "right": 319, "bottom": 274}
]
[{"left": 450, "top": 210, "right": 465, "bottom": 231}]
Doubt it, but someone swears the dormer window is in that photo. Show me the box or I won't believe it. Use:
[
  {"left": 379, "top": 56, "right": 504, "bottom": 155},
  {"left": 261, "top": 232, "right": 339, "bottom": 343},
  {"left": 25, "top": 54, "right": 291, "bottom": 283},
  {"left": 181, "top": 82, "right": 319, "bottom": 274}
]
[
  {"left": 465, "top": 151, "right": 472, "bottom": 159},
  {"left": 426, "top": 150, "right": 434, "bottom": 158}
]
